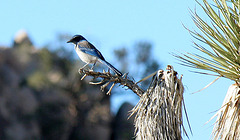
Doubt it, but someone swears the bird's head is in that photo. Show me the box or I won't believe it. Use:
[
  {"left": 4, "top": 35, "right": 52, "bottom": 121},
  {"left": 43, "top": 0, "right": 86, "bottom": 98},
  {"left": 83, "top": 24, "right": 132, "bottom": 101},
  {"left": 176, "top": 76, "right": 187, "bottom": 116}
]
[{"left": 67, "top": 35, "right": 86, "bottom": 45}]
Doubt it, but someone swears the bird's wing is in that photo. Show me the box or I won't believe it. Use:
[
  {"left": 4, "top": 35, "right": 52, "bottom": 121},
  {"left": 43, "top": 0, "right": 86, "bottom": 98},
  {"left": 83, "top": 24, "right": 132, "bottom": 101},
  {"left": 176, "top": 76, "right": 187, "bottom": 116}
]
[
  {"left": 87, "top": 42, "right": 105, "bottom": 60},
  {"left": 78, "top": 41, "right": 105, "bottom": 60},
  {"left": 79, "top": 47, "right": 105, "bottom": 60}
]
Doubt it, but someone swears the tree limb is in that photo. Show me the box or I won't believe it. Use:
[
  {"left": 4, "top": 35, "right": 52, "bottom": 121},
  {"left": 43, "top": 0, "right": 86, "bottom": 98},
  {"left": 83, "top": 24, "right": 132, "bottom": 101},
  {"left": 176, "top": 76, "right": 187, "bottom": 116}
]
[{"left": 78, "top": 69, "right": 144, "bottom": 97}]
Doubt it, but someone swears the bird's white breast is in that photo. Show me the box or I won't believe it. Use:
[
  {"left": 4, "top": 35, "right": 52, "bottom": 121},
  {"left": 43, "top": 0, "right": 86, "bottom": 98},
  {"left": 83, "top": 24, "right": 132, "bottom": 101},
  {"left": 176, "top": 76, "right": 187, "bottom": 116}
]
[{"left": 75, "top": 47, "right": 98, "bottom": 64}]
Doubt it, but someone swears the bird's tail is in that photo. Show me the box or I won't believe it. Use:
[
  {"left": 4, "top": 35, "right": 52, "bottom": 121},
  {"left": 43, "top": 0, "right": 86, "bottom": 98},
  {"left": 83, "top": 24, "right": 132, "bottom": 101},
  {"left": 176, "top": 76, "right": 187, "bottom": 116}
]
[{"left": 99, "top": 60, "right": 123, "bottom": 76}]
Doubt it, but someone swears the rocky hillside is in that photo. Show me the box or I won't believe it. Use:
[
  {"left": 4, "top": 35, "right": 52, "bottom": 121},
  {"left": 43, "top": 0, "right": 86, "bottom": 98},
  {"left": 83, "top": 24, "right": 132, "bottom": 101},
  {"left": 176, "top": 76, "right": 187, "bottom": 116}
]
[{"left": 0, "top": 31, "right": 134, "bottom": 140}]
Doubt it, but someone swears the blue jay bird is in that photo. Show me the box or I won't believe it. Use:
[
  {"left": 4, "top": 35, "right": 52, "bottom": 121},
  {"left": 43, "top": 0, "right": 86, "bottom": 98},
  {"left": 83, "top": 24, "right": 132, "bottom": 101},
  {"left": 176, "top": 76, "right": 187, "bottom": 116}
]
[{"left": 67, "top": 35, "right": 123, "bottom": 76}]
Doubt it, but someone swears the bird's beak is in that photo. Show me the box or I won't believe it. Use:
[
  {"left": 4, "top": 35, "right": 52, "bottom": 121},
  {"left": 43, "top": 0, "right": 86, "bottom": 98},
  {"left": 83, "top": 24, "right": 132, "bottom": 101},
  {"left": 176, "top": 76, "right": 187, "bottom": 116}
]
[{"left": 66, "top": 39, "right": 72, "bottom": 43}]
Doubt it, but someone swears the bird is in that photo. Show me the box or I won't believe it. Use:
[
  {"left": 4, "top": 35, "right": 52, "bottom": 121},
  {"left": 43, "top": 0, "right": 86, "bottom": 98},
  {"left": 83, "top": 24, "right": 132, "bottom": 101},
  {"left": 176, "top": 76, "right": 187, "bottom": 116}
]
[{"left": 67, "top": 35, "right": 123, "bottom": 76}]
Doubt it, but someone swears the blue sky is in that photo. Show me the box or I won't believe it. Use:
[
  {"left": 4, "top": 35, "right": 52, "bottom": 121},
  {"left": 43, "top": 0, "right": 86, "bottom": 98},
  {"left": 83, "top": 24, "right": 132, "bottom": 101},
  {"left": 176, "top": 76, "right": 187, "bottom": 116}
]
[{"left": 0, "top": 0, "right": 233, "bottom": 139}]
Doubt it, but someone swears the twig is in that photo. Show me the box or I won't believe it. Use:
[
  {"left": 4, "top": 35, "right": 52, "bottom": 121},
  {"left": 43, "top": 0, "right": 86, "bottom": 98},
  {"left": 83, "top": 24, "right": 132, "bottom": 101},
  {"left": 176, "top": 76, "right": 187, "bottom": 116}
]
[{"left": 78, "top": 69, "right": 144, "bottom": 97}]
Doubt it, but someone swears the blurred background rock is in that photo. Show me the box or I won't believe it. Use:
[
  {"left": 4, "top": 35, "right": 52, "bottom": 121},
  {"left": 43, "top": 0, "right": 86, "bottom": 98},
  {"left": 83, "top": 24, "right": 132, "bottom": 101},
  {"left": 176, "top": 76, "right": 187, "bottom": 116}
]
[{"left": 0, "top": 30, "right": 159, "bottom": 140}]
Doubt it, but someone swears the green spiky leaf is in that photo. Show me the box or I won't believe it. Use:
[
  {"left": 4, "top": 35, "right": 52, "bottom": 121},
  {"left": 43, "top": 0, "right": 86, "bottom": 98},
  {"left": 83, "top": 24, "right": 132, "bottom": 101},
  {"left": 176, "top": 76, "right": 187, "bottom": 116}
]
[{"left": 175, "top": 0, "right": 240, "bottom": 82}]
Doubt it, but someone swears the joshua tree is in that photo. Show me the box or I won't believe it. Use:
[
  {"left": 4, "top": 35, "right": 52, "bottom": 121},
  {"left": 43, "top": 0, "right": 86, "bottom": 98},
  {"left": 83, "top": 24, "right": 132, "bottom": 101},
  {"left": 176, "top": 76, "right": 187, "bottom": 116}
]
[
  {"left": 78, "top": 64, "right": 190, "bottom": 140},
  {"left": 175, "top": 0, "right": 240, "bottom": 139}
]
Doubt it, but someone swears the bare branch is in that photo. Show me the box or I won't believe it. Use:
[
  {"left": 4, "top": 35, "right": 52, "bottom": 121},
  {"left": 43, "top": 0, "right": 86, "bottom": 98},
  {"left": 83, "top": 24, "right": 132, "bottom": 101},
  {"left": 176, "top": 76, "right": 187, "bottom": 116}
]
[{"left": 78, "top": 69, "right": 144, "bottom": 96}]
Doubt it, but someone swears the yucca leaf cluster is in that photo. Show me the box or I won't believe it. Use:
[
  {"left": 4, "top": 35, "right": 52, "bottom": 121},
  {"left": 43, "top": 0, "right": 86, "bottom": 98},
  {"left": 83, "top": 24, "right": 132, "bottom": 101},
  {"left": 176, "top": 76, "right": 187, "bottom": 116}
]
[{"left": 176, "top": 0, "right": 240, "bottom": 82}]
